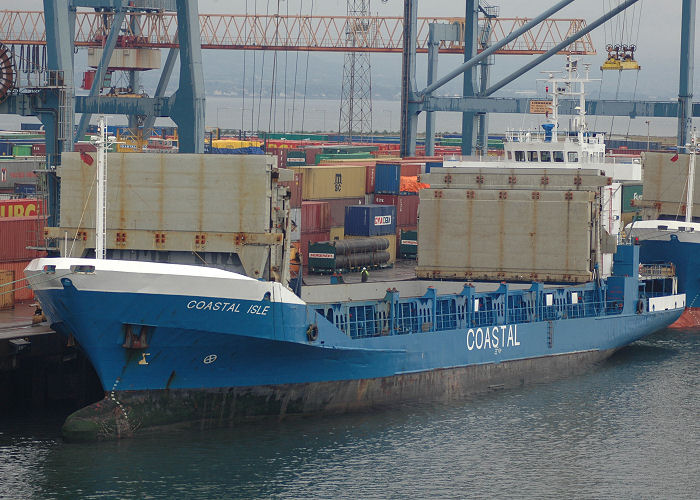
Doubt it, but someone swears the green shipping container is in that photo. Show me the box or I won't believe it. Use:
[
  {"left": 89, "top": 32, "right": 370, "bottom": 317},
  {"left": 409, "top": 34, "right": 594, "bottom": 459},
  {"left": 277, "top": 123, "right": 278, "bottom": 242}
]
[
  {"left": 12, "top": 145, "right": 32, "bottom": 157},
  {"left": 622, "top": 184, "right": 643, "bottom": 213},
  {"left": 399, "top": 229, "right": 418, "bottom": 259}
]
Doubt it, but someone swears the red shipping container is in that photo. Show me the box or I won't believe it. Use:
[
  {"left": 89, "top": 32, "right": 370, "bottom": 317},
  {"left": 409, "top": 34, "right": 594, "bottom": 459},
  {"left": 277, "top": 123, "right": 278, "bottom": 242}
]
[
  {"left": 0, "top": 217, "right": 47, "bottom": 262},
  {"left": 365, "top": 165, "right": 376, "bottom": 194},
  {"left": 300, "top": 230, "right": 330, "bottom": 274},
  {"left": 73, "top": 142, "right": 97, "bottom": 153},
  {"left": 315, "top": 197, "right": 365, "bottom": 227},
  {"left": 301, "top": 201, "right": 330, "bottom": 233},
  {"left": 32, "top": 143, "right": 47, "bottom": 156},
  {"left": 373, "top": 193, "right": 419, "bottom": 226},
  {"left": 279, "top": 172, "right": 303, "bottom": 208},
  {"left": 305, "top": 147, "right": 322, "bottom": 165},
  {"left": 0, "top": 260, "right": 36, "bottom": 301},
  {"left": 0, "top": 199, "right": 45, "bottom": 218},
  {"left": 400, "top": 162, "right": 422, "bottom": 177}
]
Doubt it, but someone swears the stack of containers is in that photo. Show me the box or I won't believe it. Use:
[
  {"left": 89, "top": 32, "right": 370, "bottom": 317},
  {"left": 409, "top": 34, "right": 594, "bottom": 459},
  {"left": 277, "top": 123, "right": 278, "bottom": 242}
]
[
  {"left": 374, "top": 161, "right": 423, "bottom": 251},
  {"left": 0, "top": 204, "right": 47, "bottom": 302},
  {"left": 344, "top": 204, "right": 397, "bottom": 263},
  {"left": 295, "top": 164, "right": 367, "bottom": 241},
  {"left": 300, "top": 201, "right": 331, "bottom": 273}
]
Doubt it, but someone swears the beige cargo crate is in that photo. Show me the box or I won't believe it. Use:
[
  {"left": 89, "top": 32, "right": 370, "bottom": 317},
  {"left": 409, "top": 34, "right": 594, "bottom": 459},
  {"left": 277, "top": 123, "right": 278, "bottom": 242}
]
[
  {"left": 59, "top": 152, "right": 274, "bottom": 234},
  {"left": 642, "top": 152, "right": 700, "bottom": 216},
  {"left": 416, "top": 188, "right": 596, "bottom": 282}
]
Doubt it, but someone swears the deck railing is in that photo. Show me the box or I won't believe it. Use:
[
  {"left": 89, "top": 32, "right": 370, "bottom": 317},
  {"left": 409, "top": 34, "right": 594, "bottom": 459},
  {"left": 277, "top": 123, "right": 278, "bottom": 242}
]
[{"left": 315, "top": 294, "right": 632, "bottom": 340}]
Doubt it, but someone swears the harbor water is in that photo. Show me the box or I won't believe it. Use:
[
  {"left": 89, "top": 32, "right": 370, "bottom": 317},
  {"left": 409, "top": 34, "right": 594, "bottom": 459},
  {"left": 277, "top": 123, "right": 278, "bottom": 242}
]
[{"left": 1, "top": 328, "right": 697, "bottom": 499}]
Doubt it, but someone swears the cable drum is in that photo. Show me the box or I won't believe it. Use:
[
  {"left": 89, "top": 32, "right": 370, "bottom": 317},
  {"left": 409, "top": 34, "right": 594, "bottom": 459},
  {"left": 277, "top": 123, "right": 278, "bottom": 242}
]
[
  {"left": 333, "top": 238, "right": 389, "bottom": 255},
  {"left": 336, "top": 251, "right": 390, "bottom": 268},
  {"left": 0, "top": 42, "right": 15, "bottom": 104}
]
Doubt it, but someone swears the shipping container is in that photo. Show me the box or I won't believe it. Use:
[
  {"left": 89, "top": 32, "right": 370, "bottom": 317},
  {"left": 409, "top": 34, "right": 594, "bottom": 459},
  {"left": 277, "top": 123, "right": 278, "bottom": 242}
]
[
  {"left": 12, "top": 145, "right": 32, "bottom": 157},
  {"left": 289, "top": 207, "right": 301, "bottom": 241},
  {"left": 300, "top": 230, "right": 331, "bottom": 274},
  {"left": 425, "top": 161, "right": 443, "bottom": 173},
  {"left": 0, "top": 261, "right": 34, "bottom": 301},
  {"left": 304, "top": 147, "right": 322, "bottom": 165},
  {"left": 0, "top": 217, "right": 47, "bottom": 262},
  {"left": 373, "top": 193, "right": 419, "bottom": 226},
  {"left": 344, "top": 204, "right": 396, "bottom": 237},
  {"left": 301, "top": 201, "right": 330, "bottom": 233},
  {"left": 14, "top": 184, "right": 36, "bottom": 197},
  {"left": 0, "top": 199, "right": 45, "bottom": 218},
  {"left": 374, "top": 162, "right": 423, "bottom": 194},
  {"left": 0, "top": 269, "right": 14, "bottom": 309},
  {"left": 295, "top": 165, "right": 366, "bottom": 200},
  {"left": 32, "top": 143, "right": 46, "bottom": 156},
  {"left": 329, "top": 226, "right": 344, "bottom": 240},
  {"left": 0, "top": 143, "right": 12, "bottom": 156},
  {"left": 73, "top": 142, "right": 98, "bottom": 153},
  {"left": 0, "top": 158, "right": 41, "bottom": 189},
  {"left": 315, "top": 197, "right": 365, "bottom": 226},
  {"left": 279, "top": 172, "right": 303, "bottom": 208},
  {"left": 621, "top": 184, "right": 643, "bottom": 213},
  {"left": 365, "top": 164, "right": 376, "bottom": 193},
  {"left": 416, "top": 189, "right": 596, "bottom": 282},
  {"left": 399, "top": 229, "right": 418, "bottom": 259}
]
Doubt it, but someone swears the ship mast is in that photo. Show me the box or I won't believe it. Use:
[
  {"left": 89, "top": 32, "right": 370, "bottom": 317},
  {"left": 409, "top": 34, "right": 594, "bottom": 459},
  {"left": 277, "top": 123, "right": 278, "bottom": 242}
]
[
  {"left": 90, "top": 115, "right": 115, "bottom": 260},
  {"left": 686, "top": 130, "right": 697, "bottom": 223}
]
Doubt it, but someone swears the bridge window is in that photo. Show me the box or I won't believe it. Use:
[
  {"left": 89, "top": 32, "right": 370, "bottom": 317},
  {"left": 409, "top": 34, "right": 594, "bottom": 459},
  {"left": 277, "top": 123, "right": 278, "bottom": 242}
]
[
  {"left": 553, "top": 151, "right": 565, "bottom": 162},
  {"left": 567, "top": 151, "right": 579, "bottom": 162},
  {"left": 528, "top": 151, "right": 538, "bottom": 162},
  {"left": 507, "top": 151, "right": 512, "bottom": 160},
  {"left": 515, "top": 151, "right": 525, "bottom": 162},
  {"left": 540, "top": 151, "right": 551, "bottom": 162}
]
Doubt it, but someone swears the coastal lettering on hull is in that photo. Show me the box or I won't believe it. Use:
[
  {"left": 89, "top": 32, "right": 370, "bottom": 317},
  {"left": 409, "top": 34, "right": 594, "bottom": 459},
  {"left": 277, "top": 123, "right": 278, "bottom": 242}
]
[
  {"left": 185, "top": 300, "right": 270, "bottom": 316},
  {"left": 466, "top": 325, "right": 520, "bottom": 352}
]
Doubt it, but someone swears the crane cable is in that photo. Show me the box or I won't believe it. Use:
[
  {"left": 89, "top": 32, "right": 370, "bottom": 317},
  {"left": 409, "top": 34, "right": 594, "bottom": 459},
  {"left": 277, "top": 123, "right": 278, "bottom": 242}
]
[
  {"left": 624, "top": 0, "right": 643, "bottom": 140},
  {"left": 301, "top": 0, "right": 315, "bottom": 134},
  {"left": 241, "top": 0, "right": 248, "bottom": 135},
  {"left": 290, "top": 0, "right": 304, "bottom": 133}
]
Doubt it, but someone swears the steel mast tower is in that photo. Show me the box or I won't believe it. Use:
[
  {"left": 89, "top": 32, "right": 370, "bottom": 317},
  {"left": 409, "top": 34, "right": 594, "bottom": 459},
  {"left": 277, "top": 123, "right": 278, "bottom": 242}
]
[{"left": 339, "top": 0, "right": 373, "bottom": 141}]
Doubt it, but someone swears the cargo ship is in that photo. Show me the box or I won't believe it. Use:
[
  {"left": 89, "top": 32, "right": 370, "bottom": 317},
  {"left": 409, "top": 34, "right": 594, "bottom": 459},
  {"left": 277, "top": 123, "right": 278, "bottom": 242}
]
[
  {"left": 628, "top": 133, "right": 699, "bottom": 328},
  {"left": 25, "top": 242, "right": 684, "bottom": 441}
]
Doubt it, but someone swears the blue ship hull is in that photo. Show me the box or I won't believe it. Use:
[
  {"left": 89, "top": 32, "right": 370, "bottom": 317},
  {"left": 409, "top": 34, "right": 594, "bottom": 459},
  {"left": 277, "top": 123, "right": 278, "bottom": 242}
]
[{"left": 25, "top": 251, "right": 684, "bottom": 441}]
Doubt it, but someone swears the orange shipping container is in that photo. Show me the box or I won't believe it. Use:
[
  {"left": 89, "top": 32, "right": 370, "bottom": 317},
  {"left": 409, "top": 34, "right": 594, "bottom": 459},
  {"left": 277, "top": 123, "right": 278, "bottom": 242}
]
[{"left": 0, "top": 260, "right": 35, "bottom": 301}]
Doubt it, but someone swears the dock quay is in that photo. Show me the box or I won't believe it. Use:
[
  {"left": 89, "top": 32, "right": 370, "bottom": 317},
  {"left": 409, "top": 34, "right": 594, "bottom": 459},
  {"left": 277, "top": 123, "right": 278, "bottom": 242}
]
[{"left": 0, "top": 304, "right": 102, "bottom": 415}]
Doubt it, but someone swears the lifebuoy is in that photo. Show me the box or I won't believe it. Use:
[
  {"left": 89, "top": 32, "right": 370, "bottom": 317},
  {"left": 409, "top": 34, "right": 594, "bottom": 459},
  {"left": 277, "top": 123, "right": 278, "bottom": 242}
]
[
  {"left": 306, "top": 324, "right": 319, "bottom": 342},
  {"left": 637, "top": 299, "right": 644, "bottom": 314}
]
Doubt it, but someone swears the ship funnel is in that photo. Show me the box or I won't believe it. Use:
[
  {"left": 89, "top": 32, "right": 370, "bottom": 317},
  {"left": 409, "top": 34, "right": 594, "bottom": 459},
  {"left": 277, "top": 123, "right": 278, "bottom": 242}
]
[{"left": 542, "top": 123, "right": 555, "bottom": 142}]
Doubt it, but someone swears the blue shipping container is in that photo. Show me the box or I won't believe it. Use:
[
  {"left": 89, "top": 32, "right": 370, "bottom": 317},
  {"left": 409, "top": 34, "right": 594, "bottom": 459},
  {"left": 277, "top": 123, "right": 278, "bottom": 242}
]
[
  {"left": 14, "top": 183, "right": 37, "bottom": 196},
  {"left": 374, "top": 163, "right": 401, "bottom": 194},
  {"left": 425, "top": 161, "right": 443, "bottom": 173},
  {"left": 0, "top": 142, "right": 12, "bottom": 156},
  {"left": 344, "top": 204, "right": 396, "bottom": 236}
]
